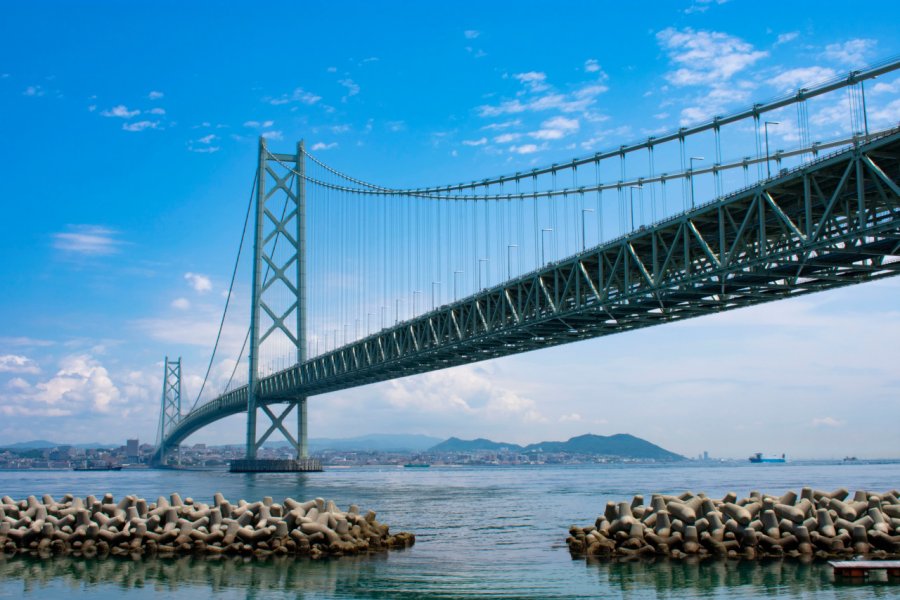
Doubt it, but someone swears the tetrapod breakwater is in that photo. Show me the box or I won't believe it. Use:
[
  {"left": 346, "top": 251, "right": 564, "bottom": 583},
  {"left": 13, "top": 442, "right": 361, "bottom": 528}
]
[
  {"left": 0, "top": 492, "right": 414, "bottom": 559},
  {"left": 567, "top": 487, "right": 900, "bottom": 560}
]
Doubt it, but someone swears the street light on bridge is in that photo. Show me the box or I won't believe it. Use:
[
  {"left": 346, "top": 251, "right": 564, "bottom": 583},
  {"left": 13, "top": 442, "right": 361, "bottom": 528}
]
[
  {"left": 689, "top": 156, "right": 704, "bottom": 209},
  {"left": 507, "top": 244, "right": 518, "bottom": 279},
  {"left": 541, "top": 228, "right": 553, "bottom": 265},
  {"left": 628, "top": 185, "right": 642, "bottom": 231},
  {"left": 764, "top": 121, "right": 780, "bottom": 178},
  {"left": 581, "top": 208, "right": 594, "bottom": 250}
]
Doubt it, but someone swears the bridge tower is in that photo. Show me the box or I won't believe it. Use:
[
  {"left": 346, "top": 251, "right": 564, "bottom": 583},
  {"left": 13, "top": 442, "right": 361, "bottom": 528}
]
[
  {"left": 243, "top": 137, "right": 309, "bottom": 464},
  {"left": 156, "top": 356, "right": 182, "bottom": 465}
]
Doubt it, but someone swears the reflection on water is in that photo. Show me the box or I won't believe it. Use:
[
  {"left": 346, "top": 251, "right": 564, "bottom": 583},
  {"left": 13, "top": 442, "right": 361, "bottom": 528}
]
[
  {"left": 0, "top": 554, "right": 370, "bottom": 597},
  {"left": 3, "top": 554, "right": 898, "bottom": 599},
  {"left": 589, "top": 558, "right": 899, "bottom": 597},
  {"left": 2, "top": 463, "right": 899, "bottom": 599}
]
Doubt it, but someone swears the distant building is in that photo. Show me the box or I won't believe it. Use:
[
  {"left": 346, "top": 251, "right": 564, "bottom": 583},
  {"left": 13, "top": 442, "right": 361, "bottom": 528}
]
[
  {"left": 126, "top": 439, "right": 139, "bottom": 461},
  {"left": 703, "top": 451, "right": 709, "bottom": 461}
]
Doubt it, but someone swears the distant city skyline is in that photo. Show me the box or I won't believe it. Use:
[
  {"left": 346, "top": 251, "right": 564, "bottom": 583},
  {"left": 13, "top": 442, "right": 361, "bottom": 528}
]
[{"left": 1, "top": 1, "right": 899, "bottom": 459}]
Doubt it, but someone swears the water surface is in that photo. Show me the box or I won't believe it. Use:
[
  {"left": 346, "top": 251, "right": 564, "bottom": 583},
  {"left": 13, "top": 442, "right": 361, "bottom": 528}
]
[{"left": 1, "top": 462, "right": 898, "bottom": 598}]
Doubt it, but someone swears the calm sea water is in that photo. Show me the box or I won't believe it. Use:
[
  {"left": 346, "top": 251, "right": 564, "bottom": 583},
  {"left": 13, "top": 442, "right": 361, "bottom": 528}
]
[{"left": 1, "top": 462, "right": 898, "bottom": 599}]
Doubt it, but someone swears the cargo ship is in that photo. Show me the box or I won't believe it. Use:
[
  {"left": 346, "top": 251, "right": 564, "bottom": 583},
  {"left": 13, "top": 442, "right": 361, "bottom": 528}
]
[
  {"left": 748, "top": 452, "right": 785, "bottom": 463},
  {"left": 73, "top": 462, "right": 123, "bottom": 471}
]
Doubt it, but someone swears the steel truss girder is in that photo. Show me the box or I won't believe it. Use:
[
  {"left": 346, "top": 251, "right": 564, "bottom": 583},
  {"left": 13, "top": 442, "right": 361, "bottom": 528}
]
[{"left": 158, "top": 130, "right": 900, "bottom": 456}]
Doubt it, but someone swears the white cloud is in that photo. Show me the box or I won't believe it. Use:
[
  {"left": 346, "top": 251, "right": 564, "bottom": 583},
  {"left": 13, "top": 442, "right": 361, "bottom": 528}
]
[
  {"left": 684, "top": 0, "right": 728, "bottom": 14},
  {"left": 268, "top": 88, "right": 322, "bottom": 106},
  {"left": 122, "top": 120, "right": 159, "bottom": 132},
  {"left": 197, "top": 134, "right": 217, "bottom": 144},
  {"left": 513, "top": 71, "right": 549, "bottom": 92},
  {"left": 386, "top": 120, "right": 406, "bottom": 132},
  {"left": 23, "top": 85, "right": 44, "bottom": 97},
  {"left": 1, "top": 354, "right": 122, "bottom": 416},
  {"left": 101, "top": 104, "right": 140, "bottom": 118},
  {"left": 481, "top": 119, "right": 522, "bottom": 131},
  {"left": 171, "top": 298, "right": 191, "bottom": 310},
  {"left": 510, "top": 143, "right": 539, "bottom": 154},
  {"left": 811, "top": 416, "right": 844, "bottom": 428},
  {"left": 678, "top": 81, "right": 754, "bottom": 125},
  {"left": 871, "top": 80, "right": 900, "bottom": 95},
  {"left": 462, "top": 137, "right": 488, "bottom": 146},
  {"left": 584, "top": 59, "right": 601, "bottom": 73},
  {"left": 0, "top": 355, "right": 40, "bottom": 374},
  {"left": 775, "top": 32, "right": 799, "bottom": 46},
  {"left": 559, "top": 413, "right": 582, "bottom": 423},
  {"left": 464, "top": 30, "right": 480, "bottom": 39},
  {"left": 657, "top": 27, "right": 767, "bottom": 86},
  {"left": 147, "top": 107, "right": 166, "bottom": 115},
  {"left": 244, "top": 120, "right": 275, "bottom": 128},
  {"left": 494, "top": 133, "right": 522, "bottom": 143},
  {"left": 382, "top": 365, "right": 546, "bottom": 425},
  {"left": 261, "top": 130, "right": 283, "bottom": 140},
  {"left": 148, "top": 91, "right": 164, "bottom": 100},
  {"left": 53, "top": 225, "right": 122, "bottom": 256},
  {"left": 310, "top": 142, "right": 338, "bottom": 151},
  {"left": 184, "top": 272, "right": 212, "bottom": 293},
  {"left": 338, "top": 78, "right": 360, "bottom": 101},
  {"left": 823, "top": 38, "right": 876, "bottom": 66},
  {"left": 769, "top": 66, "right": 837, "bottom": 91},
  {"left": 530, "top": 115, "right": 579, "bottom": 140}
]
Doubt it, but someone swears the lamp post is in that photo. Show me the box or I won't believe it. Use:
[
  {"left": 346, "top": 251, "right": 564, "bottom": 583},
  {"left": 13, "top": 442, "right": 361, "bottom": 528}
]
[
  {"left": 477, "top": 258, "right": 489, "bottom": 290},
  {"left": 541, "top": 228, "right": 553, "bottom": 264},
  {"left": 507, "top": 244, "right": 518, "bottom": 279},
  {"left": 861, "top": 78, "right": 870, "bottom": 137},
  {"left": 431, "top": 281, "right": 440, "bottom": 310},
  {"left": 689, "top": 156, "right": 704, "bottom": 209},
  {"left": 580, "top": 208, "right": 594, "bottom": 250},
  {"left": 628, "top": 186, "right": 641, "bottom": 230},
  {"left": 764, "top": 121, "right": 779, "bottom": 178}
]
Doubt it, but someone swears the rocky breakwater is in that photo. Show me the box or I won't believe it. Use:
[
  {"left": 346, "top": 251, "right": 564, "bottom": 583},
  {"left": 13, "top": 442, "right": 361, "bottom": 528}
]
[
  {"left": 568, "top": 488, "right": 900, "bottom": 561},
  {"left": 0, "top": 493, "right": 414, "bottom": 559}
]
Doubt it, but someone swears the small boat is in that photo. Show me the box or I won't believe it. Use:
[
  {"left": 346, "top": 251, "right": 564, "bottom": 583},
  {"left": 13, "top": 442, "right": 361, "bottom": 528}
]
[
  {"left": 403, "top": 463, "right": 430, "bottom": 468},
  {"left": 749, "top": 452, "right": 785, "bottom": 464},
  {"left": 843, "top": 456, "right": 858, "bottom": 462},
  {"left": 73, "top": 463, "right": 123, "bottom": 471}
]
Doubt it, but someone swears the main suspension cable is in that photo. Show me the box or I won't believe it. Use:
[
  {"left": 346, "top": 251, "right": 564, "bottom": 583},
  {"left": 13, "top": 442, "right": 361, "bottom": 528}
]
[{"left": 189, "top": 170, "right": 258, "bottom": 413}]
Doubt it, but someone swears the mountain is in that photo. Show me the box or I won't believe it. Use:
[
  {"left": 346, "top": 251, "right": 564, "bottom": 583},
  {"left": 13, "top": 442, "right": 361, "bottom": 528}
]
[
  {"left": 524, "top": 434, "right": 684, "bottom": 461},
  {"left": 0, "top": 440, "right": 60, "bottom": 450},
  {"left": 429, "top": 437, "right": 523, "bottom": 452},
  {"left": 429, "top": 433, "right": 684, "bottom": 461},
  {"left": 0, "top": 441, "right": 118, "bottom": 450},
  {"left": 266, "top": 434, "right": 443, "bottom": 452}
]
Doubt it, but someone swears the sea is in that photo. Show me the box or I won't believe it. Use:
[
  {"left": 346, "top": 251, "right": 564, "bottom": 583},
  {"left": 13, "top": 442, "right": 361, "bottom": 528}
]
[{"left": 1, "top": 461, "right": 898, "bottom": 599}]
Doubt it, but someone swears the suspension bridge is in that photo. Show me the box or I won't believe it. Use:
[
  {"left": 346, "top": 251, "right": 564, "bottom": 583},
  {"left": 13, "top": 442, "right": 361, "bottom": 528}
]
[{"left": 153, "top": 58, "right": 900, "bottom": 469}]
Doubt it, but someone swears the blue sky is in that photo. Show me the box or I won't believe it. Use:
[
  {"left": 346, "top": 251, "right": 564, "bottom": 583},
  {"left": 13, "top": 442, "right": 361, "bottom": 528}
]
[{"left": 1, "top": 0, "right": 899, "bottom": 458}]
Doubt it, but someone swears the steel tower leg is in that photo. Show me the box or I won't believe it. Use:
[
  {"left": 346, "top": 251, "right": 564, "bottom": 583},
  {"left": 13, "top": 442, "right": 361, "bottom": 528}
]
[
  {"left": 245, "top": 137, "right": 308, "bottom": 463},
  {"left": 157, "top": 356, "right": 182, "bottom": 466}
]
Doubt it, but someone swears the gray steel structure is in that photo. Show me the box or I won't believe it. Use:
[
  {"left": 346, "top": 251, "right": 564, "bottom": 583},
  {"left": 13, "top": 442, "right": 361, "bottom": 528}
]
[
  {"left": 152, "top": 129, "right": 900, "bottom": 463},
  {"left": 155, "top": 356, "right": 182, "bottom": 465},
  {"left": 245, "top": 139, "right": 308, "bottom": 460}
]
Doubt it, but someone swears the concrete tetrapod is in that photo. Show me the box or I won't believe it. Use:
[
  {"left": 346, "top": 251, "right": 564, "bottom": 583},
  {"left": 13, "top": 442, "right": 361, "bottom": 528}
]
[
  {"left": 567, "top": 488, "right": 900, "bottom": 561},
  {"left": 0, "top": 493, "right": 415, "bottom": 560}
]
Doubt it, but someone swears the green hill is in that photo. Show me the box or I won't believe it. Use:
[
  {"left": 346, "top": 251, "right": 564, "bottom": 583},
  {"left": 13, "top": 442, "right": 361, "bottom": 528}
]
[
  {"left": 429, "top": 437, "right": 523, "bottom": 452},
  {"left": 429, "top": 433, "right": 684, "bottom": 461},
  {"left": 524, "top": 433, "right": 684, "bottom": 461}
]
